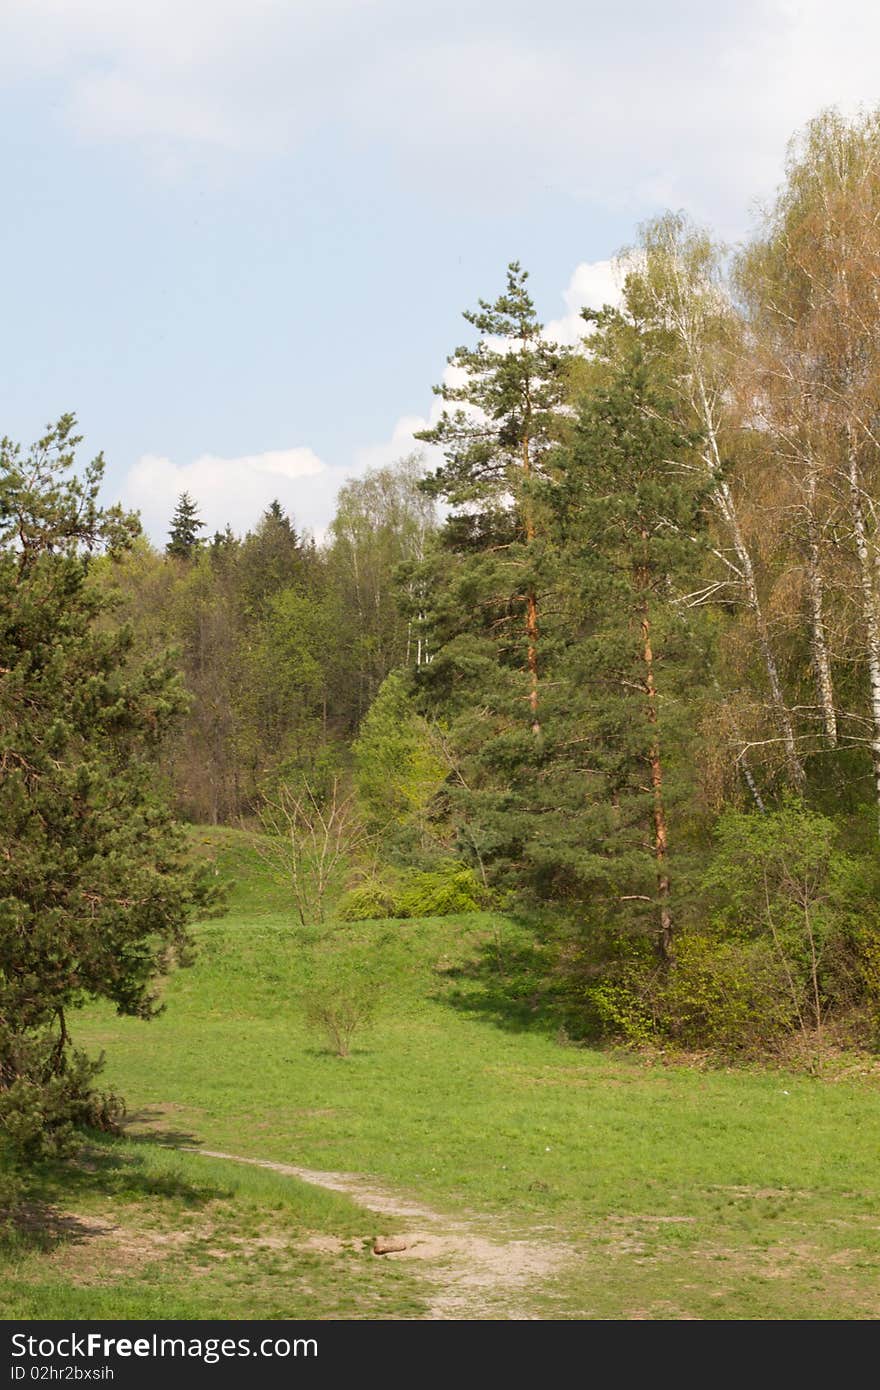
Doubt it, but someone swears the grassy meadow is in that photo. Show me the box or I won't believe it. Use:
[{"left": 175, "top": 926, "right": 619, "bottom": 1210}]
[{"left": 4, "top": 828, "right": 880, "bottom": 1320}]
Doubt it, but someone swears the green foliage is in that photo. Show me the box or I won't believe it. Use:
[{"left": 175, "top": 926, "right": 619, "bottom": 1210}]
[
  {"left": 0, "top": 418, "right": 216, "bottom": 1157},
  {"left": 338, "top": 861, "right": 487, "bottom": 921},
  {"left": 583, "top": 801, "right": 880, "bottom": 1055},
  {"left": 0, "top": 1044, "right": 122, "bottom": 1161},
  {"left": 297, "top": 927, "right": 402, "bottom": 1056},
  {"left": 0, "top": 1162, "right": 22, "bottom": 1220},
  {"left": 396, "top": 864, "right": 487, "bottom": 918},
  {"left": 337, "top": 876, "right": 400, "bottom": 921},
  {"left": 301, "top": 971, "right": 379, "bottom": 1058},
  {"left": 417, "top": 261, "right": 571, "bottom": 510},
  {"left": 353, "top": 671, "right": 446, "bottom": 843},
  {"left": 701, "top": 798, "right": 875, "bottom": 1033},
  {"left": 165, "top": 492, "right": 205, "bottom": 560},
  {"left": 657, "top": 935, "right": 797, "bottom": 1054}
]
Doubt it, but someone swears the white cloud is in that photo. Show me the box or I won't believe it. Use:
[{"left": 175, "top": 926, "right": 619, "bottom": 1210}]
[
  {"left": 351, "top": 365, "right": 468, "bottom": 474},
  {"left": 124, "top": 355, "right": 474, "bottom": 544},
  {"left": 124, "top": 445, "right": 328, "bottom": 543},
  {"left": 6, "top": 1, "right": 880, "bottom": 227},
  {"left": 352, "top": 415, "right": 433, "bottom": 475},
  {"left": 544, "top": 258, "right": 628, "bottom": 347}
]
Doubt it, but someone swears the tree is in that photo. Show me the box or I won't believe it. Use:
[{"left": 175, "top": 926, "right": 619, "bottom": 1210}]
[
  {"left": 0, "top": 417, "right": 214, "bottom": 1158},
  {"left": 166, "top": 491, "right": 205, "bottom": 560},
  {"left": 417, "top": 262, "right": 571, "bottom": 733},
  {"left": 548, "top": 308, "right": 709, "bottom": 960},
  {"left": 629, "top": 214, "right": 805, "bottom": 792},
  {"left": 352, "top": 670, "right": 446, "bottom": 853},
  {"left": 236, "top": 500, "right": 303, "bottom": 617},
  {"left": 258, "top": 776, "right": 369, "bottom": 926},
  {"left": 328, "top": 455, "right": 436, "bottom": 722},
  {"left": 702, "top": 799, "right": 873, "bottom": 1058},
  {"left": 738, "top": 110, "right": 880, "bottom": 829}
]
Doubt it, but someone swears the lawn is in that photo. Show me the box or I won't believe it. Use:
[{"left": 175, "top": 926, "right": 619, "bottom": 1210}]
[{"left": 4, "top": 828, "right": 880, "bottom": 1320}]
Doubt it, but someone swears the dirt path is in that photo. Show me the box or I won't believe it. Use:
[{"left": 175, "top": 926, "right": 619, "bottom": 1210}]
[{"left": 183, "top": 1146, "right": 570, "bottom": 1320}]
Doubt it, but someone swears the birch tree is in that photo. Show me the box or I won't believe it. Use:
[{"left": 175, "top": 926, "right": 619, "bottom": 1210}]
[
  {"left": 628, "top": 215, "right": 805, "bottom": 789},
  {"left": 742, "top": 110, "right": 880, "bottom": 827}
]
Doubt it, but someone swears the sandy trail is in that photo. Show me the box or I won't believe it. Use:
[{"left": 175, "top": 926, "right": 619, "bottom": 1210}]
[{"left": 183, "top": 1146, "right": 570, "bottom": 1320}]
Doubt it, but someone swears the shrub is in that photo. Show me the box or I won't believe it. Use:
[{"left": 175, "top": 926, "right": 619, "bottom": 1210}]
[
  {"left": 397, "top": 863, "right": 486, "bottom": 917},
  {"left": 337, "top": 876, "right": 400, "bottom": 922},
  {"left": 580, "top": 925, "right": 799, "bottom": 1056},
  {"left": 338, "top": 861, "right": 487, "bottom": 921},
  {"left": 658, "top": 935, "right": 797, "bottom": 1054},
  {"left": 0, "top": 1158, "right": 23, "bottom": 1223},
  {"left": 353, "top": 672, "right": 446, "bottom": 841},
  {"left": 587, "top": 979, "right": 658, "bottom": 1048},
  {"left": 297, "top": 929, "right": 401, "bottom": 1056},
  {"left": 302, "top": 975, "right": 378, "bottom": 1058},
  {"left": 0, "top": 1038, "right": 123, "bottom": 1162}
]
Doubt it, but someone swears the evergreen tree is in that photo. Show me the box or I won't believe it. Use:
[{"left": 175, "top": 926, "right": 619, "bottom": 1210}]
[
  {"left": 417, "top": 262, "right": 571, "bottom": 732},
  {"left": 0, "top": 418, "right": 214, "bottom": 1157},
  {"left": 166, "top": 491, "right": 205, "bottom": 559},
  {"left": 551, "top": 309, "right": 710, "bottom": 960},
  {"left": 237, "top": 499, "right": 302, "bottom": 616}
]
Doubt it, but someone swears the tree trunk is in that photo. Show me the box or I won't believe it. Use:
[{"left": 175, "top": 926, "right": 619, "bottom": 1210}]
[
  {"left": 712, "top": 476, "right": 804, "bottom": 786},
  {"left": 517, "top": 375, "right": 539, "bottom": 733},
  {"left": 688, "top": 360, "right": 804, "bottom": 786},
  {"left": 805, "top": 459, "right": 838, "bottom": 746},
  {"left": 847, "top": 441, "right": 880, "bottom": 833},
  {"left": 641, "top": 601, "right": 673, "bottom": 961},
  {"left": 526, "top": 588, "right": 539, "bottom": 732}
]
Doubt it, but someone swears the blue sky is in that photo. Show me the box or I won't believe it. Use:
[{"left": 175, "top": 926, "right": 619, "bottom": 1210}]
[{"left": 2, "top": 0, "right": 878, "bottom": 544}]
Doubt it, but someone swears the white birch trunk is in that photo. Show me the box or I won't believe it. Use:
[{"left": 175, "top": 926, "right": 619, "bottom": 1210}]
[
  {"left": 847, "top": 444, "right": 880, "bottom": 832},
  {"left": 691, "top": 359, "right": 804, "bottom": 786},
  {"left": 804, "top": 460, "right": 838, "bottom": 746}
]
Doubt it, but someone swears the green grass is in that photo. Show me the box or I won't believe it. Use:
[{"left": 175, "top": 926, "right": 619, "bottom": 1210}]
[
  {"left": 6, "top": 827, "right": 880, "bottom": 1319},
  {"left": 1, "top": 1139, "right": 424, "bottom": 1319}
]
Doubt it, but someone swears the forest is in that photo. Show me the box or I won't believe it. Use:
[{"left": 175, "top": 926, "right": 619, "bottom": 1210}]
[{"left": 6, "top": 107, "right": 880, "bottom": 1192}]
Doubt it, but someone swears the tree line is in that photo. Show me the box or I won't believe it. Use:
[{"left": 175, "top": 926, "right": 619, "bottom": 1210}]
[{"left": 62, "top": 109, "right": 880, "bottom": 1052}]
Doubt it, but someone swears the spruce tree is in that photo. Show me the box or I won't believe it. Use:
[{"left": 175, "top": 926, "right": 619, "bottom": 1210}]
[
  {"left": 0, "top": 418, "right": 214, "bottom": 1158},
  {"left": 237, "top": 499, "right": 302, "bottom": 616},
  {"left": 166, "top": 490, "right": 205, "bottom": 559}
]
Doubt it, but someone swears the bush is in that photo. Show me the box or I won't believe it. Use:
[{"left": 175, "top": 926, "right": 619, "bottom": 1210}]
[
  {"left": 581, "top": 928, "right": 799, "bottom": 1057},
  {"left": 338, "top": 861, "right": 487, "bottom": 921},
  {"left": 297, "top": 929, "right": 402, "bottom": 1056},
  {"left": 302, "top": 975, "right": 378, "bottom": 1058},
  {"left": 337, "top": 876, "right": 400, "bottom": 922},
  {"left": 397, "top": 864, "right": 487, "bottom": 917},
  {"left": 0, "top": 1038, "right": 123, "bottom": 1162},
  {"left": 0, "top": 1158, "right": 23, "bottom": 1223},
  {"left": 658, "top": 935, "right": 797, "bottom": 1054},
  {"left": 587, "top": 978, "right": 658, "bottom": 1048}
]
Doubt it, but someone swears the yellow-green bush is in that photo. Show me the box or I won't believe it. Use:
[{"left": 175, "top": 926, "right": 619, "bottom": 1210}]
[
  {"left": 338, "top": 862, "right": 487, "bottom": 921},
  {"left": 658, "top": 935, "right": 798, "bottom": 1054}
]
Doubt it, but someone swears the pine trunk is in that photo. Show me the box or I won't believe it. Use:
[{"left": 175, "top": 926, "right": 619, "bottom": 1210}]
[
  {"left": 641, "top": 600, "right": 673, "bottom": 961},
  {"left": 522, "top": 406, "right": 540, "bottom": 734}
]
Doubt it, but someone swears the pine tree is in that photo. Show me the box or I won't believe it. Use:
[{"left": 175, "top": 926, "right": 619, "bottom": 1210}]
[
  {"left": 551, "top": 309, "right": 710, "bottom": 960},
  {"left": 0, "top": 418, "right": 215, "bottom": 1157},
  {"left": 417, "top": 262, "right": 570, "bottom": 733},
  {"left": 166, "top": 491, "right": 205, "bottom": 559}
]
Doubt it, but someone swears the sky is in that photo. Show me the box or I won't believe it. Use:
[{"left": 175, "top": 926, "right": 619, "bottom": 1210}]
[{"left": 2, "top": 0, "right": 879, "bottom": 545}]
